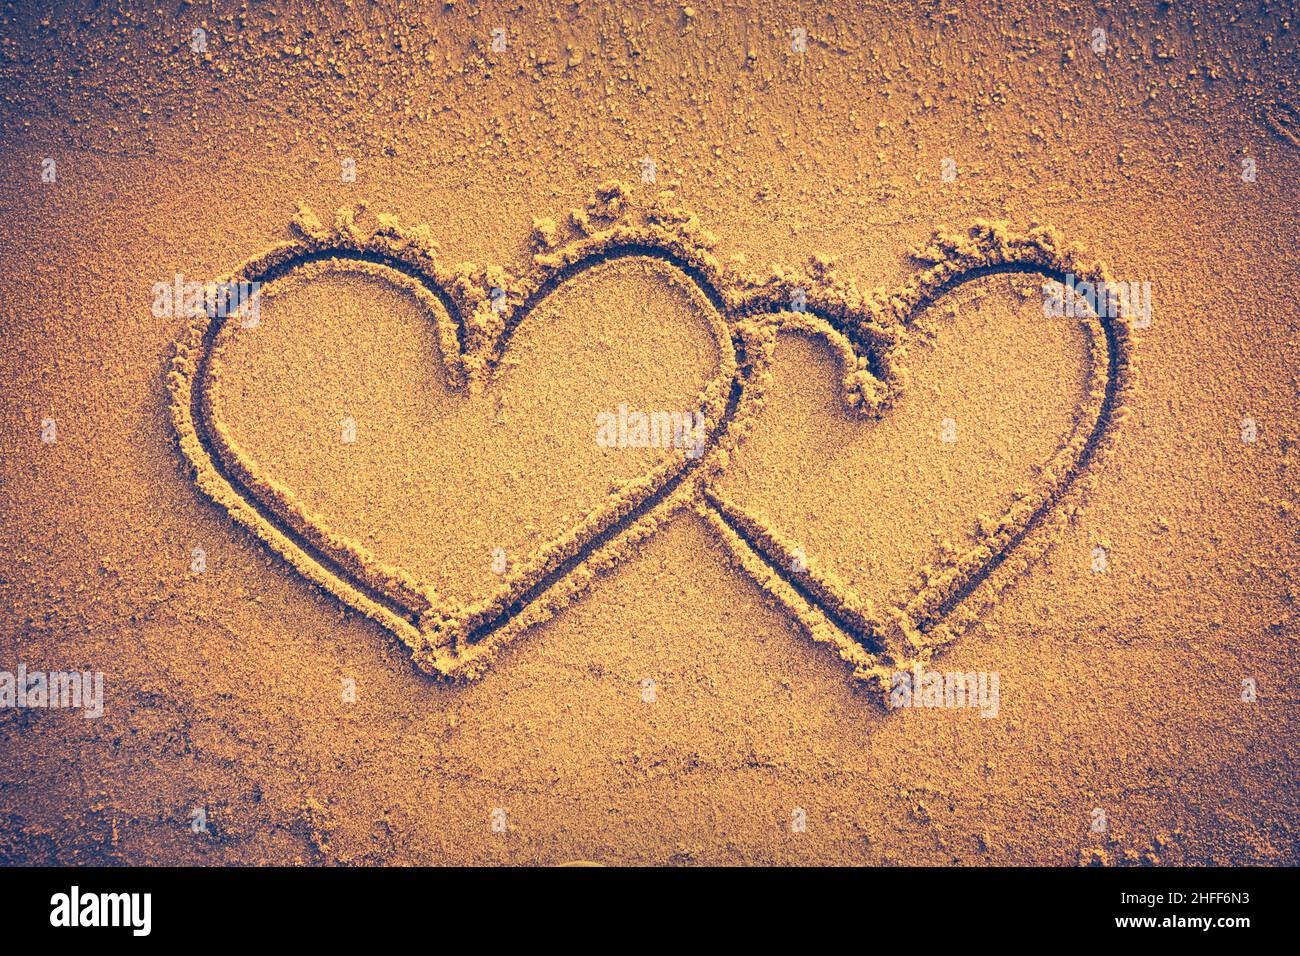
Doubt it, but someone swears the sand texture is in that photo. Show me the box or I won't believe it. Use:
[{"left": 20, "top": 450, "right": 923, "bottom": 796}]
[{"left": 0, "top": 0, "right": 1296, "bottom": 865}]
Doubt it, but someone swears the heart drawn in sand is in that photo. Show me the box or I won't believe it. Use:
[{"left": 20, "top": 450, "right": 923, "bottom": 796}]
[
  {"left": 699, "top": 234, "right": 1136, "bottom": 685},
  {"left": 170, "top": 211, "right": 739, "bottom": 679},
  {"left": 169, "top": 202, "right": 1135, "bottom": 686}
]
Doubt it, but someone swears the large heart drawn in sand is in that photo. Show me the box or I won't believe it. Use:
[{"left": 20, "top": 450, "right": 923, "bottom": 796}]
[
  {"left": 169, "top": 215, "right": 738, "bottom": 679},
  {"left": 171, "top": 209, "right": 1134, "bottom": 686}
]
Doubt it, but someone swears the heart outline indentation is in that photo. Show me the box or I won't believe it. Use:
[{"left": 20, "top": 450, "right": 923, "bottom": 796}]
[
  {"left": 699, "top": 226, "right": 1137, "bottom": 686},
  {"left": 170, "top": 212, "right": 743, "bottom": 679}
]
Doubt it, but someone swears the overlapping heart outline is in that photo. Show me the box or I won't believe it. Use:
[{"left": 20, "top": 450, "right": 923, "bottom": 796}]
[{"left": 169, "top": 197, "right": 1136, "bottom": 688}]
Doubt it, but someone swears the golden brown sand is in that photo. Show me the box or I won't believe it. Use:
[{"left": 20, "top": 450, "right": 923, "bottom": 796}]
[{"left": 0, "top": 0, "right": 1296, "bottom": 865}]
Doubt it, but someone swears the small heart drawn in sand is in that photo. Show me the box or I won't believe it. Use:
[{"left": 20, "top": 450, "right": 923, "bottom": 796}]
[{"left": 700, "top": 225, "right": 1136, "bottom": 686}]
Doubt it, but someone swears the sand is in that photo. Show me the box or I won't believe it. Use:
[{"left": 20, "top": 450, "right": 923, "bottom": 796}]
[{"left": 0, "top": 0, "right": 1296, "bottom": 865}]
